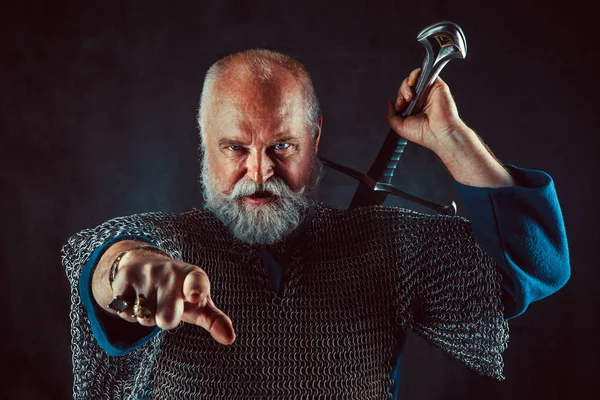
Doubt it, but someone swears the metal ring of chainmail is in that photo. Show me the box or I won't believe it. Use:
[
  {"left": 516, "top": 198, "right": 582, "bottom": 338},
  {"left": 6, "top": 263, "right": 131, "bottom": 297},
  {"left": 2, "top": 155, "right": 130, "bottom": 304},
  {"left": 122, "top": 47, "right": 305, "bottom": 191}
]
[{"left": 61, "top": 204, "right": 509, "bottom": 399}]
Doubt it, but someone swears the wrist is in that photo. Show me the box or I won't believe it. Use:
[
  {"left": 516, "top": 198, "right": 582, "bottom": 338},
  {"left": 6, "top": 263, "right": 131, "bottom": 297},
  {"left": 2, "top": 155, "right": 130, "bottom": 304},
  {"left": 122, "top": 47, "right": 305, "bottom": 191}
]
[
  {"left": 91, "top": 240, "right": 153, "bottom": 312},
  {"left": 430, "top": 121, "right": 476, "bottom": 160},
  {"left": 434, "top": 125, "right": 515, "bottom": 188},
  {"left": 108, "top": 246, "right": 170, "bottom": 291}
]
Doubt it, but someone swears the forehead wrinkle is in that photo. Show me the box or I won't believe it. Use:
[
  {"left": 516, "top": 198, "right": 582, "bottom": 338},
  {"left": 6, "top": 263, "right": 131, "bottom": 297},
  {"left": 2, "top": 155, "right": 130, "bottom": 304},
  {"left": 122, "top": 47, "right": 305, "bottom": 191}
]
[
  {"left": 209, "top": 75, "right": 304, "bottom": 140},
  {"left": 218, "top": 64, "right": 299, "bottom": 106}
]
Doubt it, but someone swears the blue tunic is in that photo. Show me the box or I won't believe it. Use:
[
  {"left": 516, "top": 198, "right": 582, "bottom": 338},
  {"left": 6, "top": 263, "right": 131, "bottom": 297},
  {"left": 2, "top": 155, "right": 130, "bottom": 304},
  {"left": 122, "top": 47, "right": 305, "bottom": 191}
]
[{"left": 77, "top": 164, "right": 570, "bottom": 398}]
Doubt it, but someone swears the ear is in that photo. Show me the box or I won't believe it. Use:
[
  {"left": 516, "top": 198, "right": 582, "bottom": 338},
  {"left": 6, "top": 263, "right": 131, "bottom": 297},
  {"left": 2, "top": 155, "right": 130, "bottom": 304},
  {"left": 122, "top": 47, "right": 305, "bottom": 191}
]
[{"left": 314, "top": 115, "right": 323, "bottom": 153}]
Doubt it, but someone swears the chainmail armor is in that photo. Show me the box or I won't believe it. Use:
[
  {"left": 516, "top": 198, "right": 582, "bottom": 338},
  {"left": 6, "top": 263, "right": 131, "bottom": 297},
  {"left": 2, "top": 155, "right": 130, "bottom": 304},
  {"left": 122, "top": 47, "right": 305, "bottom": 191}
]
[{"left": 61, "top": 204, "right": 509, "bottom": 399}]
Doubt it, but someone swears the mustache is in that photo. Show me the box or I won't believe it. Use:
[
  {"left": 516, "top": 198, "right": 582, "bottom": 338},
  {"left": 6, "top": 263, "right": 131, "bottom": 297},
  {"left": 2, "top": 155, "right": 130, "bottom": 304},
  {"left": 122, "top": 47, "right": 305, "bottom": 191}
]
[{"left": 229, "top": 176, "right": 299, "bottom": 199}]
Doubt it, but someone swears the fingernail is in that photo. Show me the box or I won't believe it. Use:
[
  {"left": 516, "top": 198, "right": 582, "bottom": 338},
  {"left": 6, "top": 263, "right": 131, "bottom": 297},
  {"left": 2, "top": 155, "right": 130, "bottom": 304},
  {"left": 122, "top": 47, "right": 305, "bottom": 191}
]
[{"left": 188, "top": 290, "right": 201, "bottom": 301}]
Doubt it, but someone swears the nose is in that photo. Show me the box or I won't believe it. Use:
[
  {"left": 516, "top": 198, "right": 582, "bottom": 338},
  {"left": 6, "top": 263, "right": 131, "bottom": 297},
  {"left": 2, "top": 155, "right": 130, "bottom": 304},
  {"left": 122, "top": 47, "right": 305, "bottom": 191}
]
[{"left": 246, "top": 148, "right": 274, "bottom": 184}]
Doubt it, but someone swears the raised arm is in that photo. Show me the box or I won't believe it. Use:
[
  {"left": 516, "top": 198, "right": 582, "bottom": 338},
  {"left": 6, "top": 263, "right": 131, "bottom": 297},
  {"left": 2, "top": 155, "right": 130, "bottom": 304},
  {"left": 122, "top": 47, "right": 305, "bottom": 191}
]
[{"left": 387, "top": 68, "right": 570, "bottom": 318}]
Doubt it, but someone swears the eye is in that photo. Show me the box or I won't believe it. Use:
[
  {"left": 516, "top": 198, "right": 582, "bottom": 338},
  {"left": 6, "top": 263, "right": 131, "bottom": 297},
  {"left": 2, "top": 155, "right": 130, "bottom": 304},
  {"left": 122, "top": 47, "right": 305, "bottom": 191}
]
[
  {"left": 228, "top": 145, "right": 243, "bottom": 151},
  {"left": 274, "top": 143, "right": 290, "bottom": 150}
]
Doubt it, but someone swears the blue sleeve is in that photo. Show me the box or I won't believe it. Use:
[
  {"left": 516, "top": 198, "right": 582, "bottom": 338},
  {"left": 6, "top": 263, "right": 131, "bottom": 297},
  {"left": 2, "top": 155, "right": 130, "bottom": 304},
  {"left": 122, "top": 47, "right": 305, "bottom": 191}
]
[
  {"left": 79, "top": 234, "right": 161, "bottom": 356},
  {"left": 454, "top": 164, "right": 571, "bottom": 319}
]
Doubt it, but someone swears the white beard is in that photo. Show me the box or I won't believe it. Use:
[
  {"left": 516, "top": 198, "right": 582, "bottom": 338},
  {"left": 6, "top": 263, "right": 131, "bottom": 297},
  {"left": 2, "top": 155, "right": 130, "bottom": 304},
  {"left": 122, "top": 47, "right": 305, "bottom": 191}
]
[{"left": 200, "top": 152, "right": 322, "bottom": 245}]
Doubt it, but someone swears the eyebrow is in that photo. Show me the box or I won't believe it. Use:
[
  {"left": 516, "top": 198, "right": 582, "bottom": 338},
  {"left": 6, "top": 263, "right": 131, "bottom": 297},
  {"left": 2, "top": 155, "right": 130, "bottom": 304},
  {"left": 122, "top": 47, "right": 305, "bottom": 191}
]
[
  {"left": 217, "top": 135, "right": 298, "bottom": 147},
  {"left": 272, "top": 135, "right": 297, "bottom": 143},
  {"left": 218, "top": 138, "right": 247, "bottom": 147}
]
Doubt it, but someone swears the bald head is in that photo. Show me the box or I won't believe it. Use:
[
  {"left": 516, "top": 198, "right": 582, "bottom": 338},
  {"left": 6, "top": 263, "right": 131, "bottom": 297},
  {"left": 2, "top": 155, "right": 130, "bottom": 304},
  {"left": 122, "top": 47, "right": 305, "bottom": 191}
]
[
  {"left": 197, "top": 49, "right": 321, "bottom": 142},
  {"left": 196, "top": 50, "right": 324, "bottom": 245}
]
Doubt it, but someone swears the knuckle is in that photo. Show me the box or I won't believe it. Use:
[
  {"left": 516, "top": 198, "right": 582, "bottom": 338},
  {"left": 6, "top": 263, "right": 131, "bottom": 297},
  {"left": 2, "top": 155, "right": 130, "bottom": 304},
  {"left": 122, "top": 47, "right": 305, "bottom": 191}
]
[
  {"left": 156, "top": 313, "right": 179, "bottom": 330},
  {"left": 438, "top": 84, "right": 451, "bottom": 97},
  {"left": 149, "top": 262, "right": 169, "bottom": 281},
  {"left": 144, "top": 260, "right": 157, "bottom": 269},
  {"left": 435, "top": 78, "right": 448, "bottom": 89},
  {"left": 156, "top": 300, "right": 176, "bottom": 319},
  {"left": 121, "top": 264, "right": 138, "bottom": 281},
  {"left": 158, "top": 272, "right": 177, "bottom": 288}
]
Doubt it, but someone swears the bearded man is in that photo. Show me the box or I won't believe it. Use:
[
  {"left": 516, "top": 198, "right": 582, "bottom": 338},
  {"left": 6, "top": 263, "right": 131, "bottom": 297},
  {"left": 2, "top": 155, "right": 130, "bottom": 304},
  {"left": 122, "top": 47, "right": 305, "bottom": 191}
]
[{"left": 61, "top": 49, "right": 570, "bottom": 399}]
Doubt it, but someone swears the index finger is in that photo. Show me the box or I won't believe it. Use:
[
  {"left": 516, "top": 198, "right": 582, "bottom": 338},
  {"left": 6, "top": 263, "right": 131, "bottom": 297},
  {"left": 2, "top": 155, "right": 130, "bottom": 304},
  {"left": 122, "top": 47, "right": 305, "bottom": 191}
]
[
  {"left": 182, "top": 296, "right": 236, "bottom": 345},
  {"left": 182, "top": 266, "right": 211, "bottom": 304},
  {"left": 408, "top": 68, "right": 421, "bottom": 87}
]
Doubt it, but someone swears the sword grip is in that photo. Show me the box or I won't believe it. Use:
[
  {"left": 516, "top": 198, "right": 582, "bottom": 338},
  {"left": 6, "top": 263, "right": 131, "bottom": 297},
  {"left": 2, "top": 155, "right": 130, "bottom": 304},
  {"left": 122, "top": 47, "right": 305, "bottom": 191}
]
[
  {"left": 375, "top": 134, "right": 408, "bottom": 184},
  {"left": 350, "top": 59, "right": 442, "bottom": 209},
  {"left": 348, "top": 21, "right": 466, "bottom": 209},
  {"left": 348, "top": 131, "right": 407, "bottom": 208}
]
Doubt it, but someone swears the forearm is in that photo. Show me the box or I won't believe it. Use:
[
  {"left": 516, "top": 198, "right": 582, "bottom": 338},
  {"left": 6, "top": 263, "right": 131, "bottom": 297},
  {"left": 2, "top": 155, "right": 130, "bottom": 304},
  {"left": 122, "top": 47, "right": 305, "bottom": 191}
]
[
  {"left": 63, "top": 212, "right": 181, "bottom": 356},
  {"left": 436, "top": 123, "right": 516, "bottom": 188},
  {"left": 454, "top": 164, "right": 571, "bottom": 318}
]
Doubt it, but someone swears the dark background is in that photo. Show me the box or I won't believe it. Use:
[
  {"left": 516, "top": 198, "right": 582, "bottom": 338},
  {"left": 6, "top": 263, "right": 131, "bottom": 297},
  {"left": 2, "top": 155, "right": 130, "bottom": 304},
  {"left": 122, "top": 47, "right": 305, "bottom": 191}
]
[{"left": 2, "top": 0, "right": 597, "bottom": 399}]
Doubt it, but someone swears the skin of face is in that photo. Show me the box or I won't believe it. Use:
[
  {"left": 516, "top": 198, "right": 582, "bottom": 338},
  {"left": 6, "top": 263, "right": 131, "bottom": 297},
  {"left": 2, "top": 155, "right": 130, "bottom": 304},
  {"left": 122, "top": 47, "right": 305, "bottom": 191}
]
[{"left": 202, "top": 72, "right": 322, "bottom": 201}]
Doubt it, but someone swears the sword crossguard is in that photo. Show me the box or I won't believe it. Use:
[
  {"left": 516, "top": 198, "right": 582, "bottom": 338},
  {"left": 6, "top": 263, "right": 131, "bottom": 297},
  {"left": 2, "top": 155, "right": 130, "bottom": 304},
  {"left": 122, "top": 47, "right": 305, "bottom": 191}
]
[{"left": 319, "top": 156, "right": 457, "bottom": 216}]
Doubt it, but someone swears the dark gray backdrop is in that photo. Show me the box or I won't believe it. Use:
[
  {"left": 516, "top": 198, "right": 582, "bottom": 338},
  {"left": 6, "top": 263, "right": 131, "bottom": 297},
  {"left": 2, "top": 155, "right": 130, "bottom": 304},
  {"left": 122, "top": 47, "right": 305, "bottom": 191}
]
[{"left": 3, "top": 0, "right": 597, "bottom": 399}]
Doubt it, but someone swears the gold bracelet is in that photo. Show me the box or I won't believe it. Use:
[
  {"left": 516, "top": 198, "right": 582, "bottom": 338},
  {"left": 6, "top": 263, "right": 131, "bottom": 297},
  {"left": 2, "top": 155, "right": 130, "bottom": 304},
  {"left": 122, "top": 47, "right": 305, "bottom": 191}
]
[{"left": 108, "top": 245, "right": 170, "bottom": 290}]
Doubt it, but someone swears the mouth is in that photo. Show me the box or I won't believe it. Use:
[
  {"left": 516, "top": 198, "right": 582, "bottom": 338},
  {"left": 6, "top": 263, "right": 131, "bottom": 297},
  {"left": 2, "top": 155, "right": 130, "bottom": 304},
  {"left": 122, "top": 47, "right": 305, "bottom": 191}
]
[{"left": 242, "top": 191, "right": 277, "bottom": 205}]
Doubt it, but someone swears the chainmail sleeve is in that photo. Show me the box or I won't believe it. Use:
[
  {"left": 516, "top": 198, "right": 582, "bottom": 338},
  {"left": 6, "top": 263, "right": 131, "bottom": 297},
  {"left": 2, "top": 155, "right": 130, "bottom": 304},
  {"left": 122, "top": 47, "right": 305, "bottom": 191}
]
[
  {"left": 392, "top": 211, "right": 509, "bottom": 380},
  {"left": 61, "top": 210, "right": 190, "bottom": 400}
]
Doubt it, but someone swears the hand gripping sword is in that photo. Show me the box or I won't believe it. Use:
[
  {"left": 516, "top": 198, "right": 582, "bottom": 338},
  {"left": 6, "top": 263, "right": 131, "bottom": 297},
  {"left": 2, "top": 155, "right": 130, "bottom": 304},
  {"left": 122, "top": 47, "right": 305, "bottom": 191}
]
[{"left": 318, "top": 21, "right": 467, "bottom": 215}]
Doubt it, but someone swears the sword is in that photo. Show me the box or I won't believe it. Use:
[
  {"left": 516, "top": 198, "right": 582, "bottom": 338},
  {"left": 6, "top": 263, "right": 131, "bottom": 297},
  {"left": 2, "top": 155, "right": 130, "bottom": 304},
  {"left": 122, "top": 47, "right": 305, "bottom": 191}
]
[{"left": 319, "top": 21, "right": 467, "bottom": 215}]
